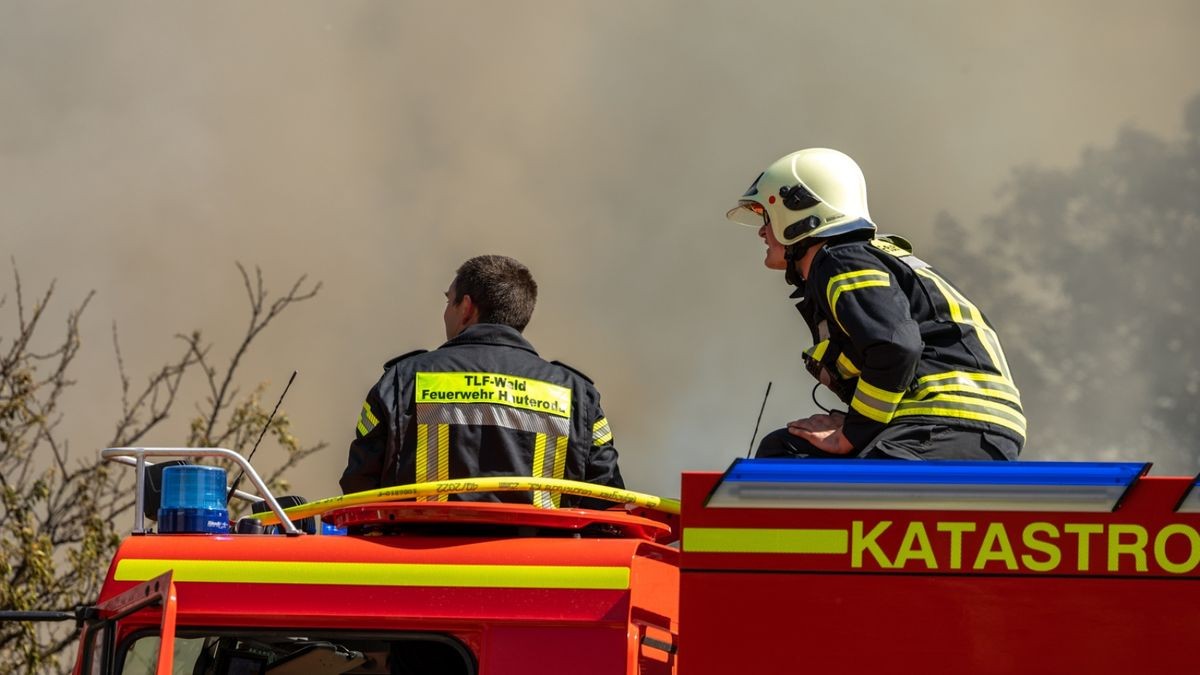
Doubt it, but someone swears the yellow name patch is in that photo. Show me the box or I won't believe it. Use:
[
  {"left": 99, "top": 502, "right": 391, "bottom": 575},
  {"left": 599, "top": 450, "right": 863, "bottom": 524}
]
[{"left": 416, "top": 372, "right": 571, "bottom": 418}]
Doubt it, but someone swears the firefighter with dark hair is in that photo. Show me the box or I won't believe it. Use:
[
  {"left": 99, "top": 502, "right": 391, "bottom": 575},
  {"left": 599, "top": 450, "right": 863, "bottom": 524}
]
[
  {"left": 727, "top": 148, "right": 1024, "bottom": 460},
  {"left": 340, "top": 254, "right": 624, "bottom": 507}
]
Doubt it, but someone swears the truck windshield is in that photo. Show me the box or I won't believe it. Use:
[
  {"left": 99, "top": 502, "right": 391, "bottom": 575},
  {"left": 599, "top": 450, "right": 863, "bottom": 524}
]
[{"left": 118, "top": 629, "right": 473, "bottom": 675}]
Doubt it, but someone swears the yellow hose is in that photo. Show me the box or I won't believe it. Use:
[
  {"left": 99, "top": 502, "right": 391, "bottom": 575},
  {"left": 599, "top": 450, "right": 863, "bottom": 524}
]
[{"left": 248, "top": 476, "right": 681, "bottom": 526}]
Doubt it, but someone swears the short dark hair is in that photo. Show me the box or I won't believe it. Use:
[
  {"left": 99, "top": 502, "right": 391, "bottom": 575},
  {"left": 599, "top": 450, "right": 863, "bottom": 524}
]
[{"left": 453, "top": 255, "right": 538, "bottom": 331}]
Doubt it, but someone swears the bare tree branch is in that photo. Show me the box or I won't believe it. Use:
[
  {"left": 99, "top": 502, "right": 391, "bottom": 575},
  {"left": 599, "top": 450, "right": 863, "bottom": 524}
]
[{"left": 2, "top": 261, "right": 326, "bottom": 673}]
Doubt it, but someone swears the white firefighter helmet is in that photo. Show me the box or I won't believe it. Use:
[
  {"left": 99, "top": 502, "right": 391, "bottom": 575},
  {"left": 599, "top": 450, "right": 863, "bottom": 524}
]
[{"left": 726, "top": 148, "right": 875, "bottom": 246}]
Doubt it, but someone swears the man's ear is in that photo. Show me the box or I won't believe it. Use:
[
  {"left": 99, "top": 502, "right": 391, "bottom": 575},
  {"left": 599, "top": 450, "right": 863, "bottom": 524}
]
[{"left": 460, "top": 293, "right": 481, "bottom": 326}]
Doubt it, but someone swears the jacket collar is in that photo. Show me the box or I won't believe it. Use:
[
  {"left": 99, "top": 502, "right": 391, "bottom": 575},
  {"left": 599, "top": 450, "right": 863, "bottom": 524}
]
[{"left": 440, "top": 323, "right": 539, "bottom": 355}]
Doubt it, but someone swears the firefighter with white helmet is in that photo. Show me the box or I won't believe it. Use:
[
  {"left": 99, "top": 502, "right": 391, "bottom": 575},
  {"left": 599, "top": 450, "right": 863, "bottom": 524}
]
[{"left": 728, "top": 148, "right": 1025, "bottom": 459}]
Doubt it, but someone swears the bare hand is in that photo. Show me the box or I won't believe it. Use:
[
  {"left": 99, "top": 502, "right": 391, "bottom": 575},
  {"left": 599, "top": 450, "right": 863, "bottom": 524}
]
[{"left": 786, "top": 412, "right": 854, "bottom": 455}]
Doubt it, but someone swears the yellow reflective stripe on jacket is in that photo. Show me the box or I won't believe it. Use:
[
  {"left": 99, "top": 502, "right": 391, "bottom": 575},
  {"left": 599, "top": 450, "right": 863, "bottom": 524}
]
[
  {"left": 436, "top": 424, "right": 450, "bottom": 502},
  {"left": 592, "top": 417, "right": 613, "bottom": 446},
  {"left": 851, "top": 379, "right": 905, "bottom": 423},
  {"left": 836, "top": 353, "right": 860, "bottom": 378},
  {"left": 416, "top": 372, "right": 571, "bottom": 418},
  {"left": 115, "top": 558, "right": 630, "bottom": 590},
  {"left": 895, "top": 393, "right": 1027, "bottom": 438},
  {"left": 915, "top": 269, "right": 1014, "bottom": 381},
  {"left": 551, "top": 435, "right": 568, "bottom": 508},
  {"left": 415, "top": 423, "right": 450, "bottom": 502},
  {"left": 805, "top": 340, "right": 830, "bottom": 362},
  {"left": 532, "top": 434, "right": 550, "bottom": 508},
  {"left": 913, "top": 371, "right": 1022, "bottom": 406},
  {"left": 531, "top": 433, "right": 569, "bottom": 508},
  {"left": 356, "top": 401, "right": 379, "bottom": 437},
  {"left": 416, "top": 424, "right": 428, "bottom": 484},
  {"left": 826, "top": 270, "right": 891, "bottom": 334}
]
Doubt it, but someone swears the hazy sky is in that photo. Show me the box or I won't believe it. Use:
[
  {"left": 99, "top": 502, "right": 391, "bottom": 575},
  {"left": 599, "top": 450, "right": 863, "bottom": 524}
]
[{"left": 4, "top": 1, "right": 1200, "bottom": 500}]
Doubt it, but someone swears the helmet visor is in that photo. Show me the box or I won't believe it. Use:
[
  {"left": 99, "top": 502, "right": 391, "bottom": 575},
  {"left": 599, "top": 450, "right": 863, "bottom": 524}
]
[{"left": 726, "top": 200, "right": 768, "bottom": 228}]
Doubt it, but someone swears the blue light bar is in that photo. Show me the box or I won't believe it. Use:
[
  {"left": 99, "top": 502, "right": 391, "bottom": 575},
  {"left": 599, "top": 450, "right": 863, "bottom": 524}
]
[
  {"left": 705, "top": 459, "right": 1149, "bottom": 512},
  {"left": 158, "top": 465, "right": 230, "bottom": 534}
]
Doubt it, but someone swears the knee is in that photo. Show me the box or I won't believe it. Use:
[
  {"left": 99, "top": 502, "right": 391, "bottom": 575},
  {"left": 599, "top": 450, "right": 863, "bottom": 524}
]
[{"left": 755, "top": 428, "right": 810, "bottom": 458}]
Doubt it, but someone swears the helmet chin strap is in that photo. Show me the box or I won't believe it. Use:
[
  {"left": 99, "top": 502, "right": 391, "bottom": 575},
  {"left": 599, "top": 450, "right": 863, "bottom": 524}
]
[{"left": 784, "top": 240, "right": 817, "bottom": 286}]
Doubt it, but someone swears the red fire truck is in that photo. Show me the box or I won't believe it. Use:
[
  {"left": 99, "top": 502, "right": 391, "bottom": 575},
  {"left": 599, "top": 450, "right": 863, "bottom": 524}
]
[{"left": 67, "top": 447, "right": 1200, "bottom": 674}]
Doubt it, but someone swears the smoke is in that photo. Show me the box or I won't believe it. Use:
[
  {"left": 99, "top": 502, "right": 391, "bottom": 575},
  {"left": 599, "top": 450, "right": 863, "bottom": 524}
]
[{"left": 3, "top": 1, "right": 1200, "bottom": 499}]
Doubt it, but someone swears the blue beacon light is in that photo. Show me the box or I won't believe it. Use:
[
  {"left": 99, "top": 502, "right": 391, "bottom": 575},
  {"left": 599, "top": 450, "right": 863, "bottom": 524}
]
[{"left": 157, "top": 465, "right": 231, "bottom": 534}]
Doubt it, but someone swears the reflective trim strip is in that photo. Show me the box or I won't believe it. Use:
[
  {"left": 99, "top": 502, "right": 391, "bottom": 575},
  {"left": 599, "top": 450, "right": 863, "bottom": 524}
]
[
  {"left": 552, "top": 435, "right": 568, "bottom": 508},
  {"left": 683, "top": 528, "right": 849, "bottom": 554},
  {"left": 436, "top": 423, "right": 450, "bottom": 502},
  {"left": 532, "top": 434, "right": 551, "bottom": 509},
  {"left": 836, "top": 353, "right": 860, "bottom": 378},
  {"left": 414, "top": 423, "right": 449, "bottom": 502},
  {"left": 914, "top": 371, "right": 1022, "bottom": 406},
  {"left": 416, "top": 372, "right": 571, "bottom": 418},
  {"left": 415, "top": 424, "right": 429, "bottom": 484},
  {"left": 826, "top": 270, "right": 891, "bottom": 334},
  {"left": 414, "top": 424, "right": 432, "bottom": 501},
  {"left": 356, "top": 401, "right": 379, "bottom": 437},
  {"left": 529, "top": 433, "right": 570, "bottom": 509},
  {"left": 592, "top": 418, "right": 613, "bottom": 446},
  {"left": 416, "top": 402, "right": 570, "bottom": 436},
  {"left": 851, "top": 379, "right": 904, "bottom": 423},
  {"left": 114, "top": 559, "right": 630, "bottom": 590},
  {"left": 806, "top": 340, "right": 830, "bottom": 362},
  {"left": 916, "top": 269, "right": 1014, "bottom": 381},
  {"left": 895, "top": 393, "right": 1027, "bottom": 438}
]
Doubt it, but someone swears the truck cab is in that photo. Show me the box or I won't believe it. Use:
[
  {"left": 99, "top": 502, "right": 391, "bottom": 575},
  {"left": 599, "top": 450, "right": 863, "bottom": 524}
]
[{"left": 74, "top": 448, "right": 679, "bottom": 675}]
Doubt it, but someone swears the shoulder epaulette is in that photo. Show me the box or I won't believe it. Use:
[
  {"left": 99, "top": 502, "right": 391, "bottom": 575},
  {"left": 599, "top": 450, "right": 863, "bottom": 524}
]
[
  {"left": 551, "top": 359, "right": 593, "bottom": 383},
  {"left": 870, "top": 234, "right": 915, "bottom": 257},
  {"left": 383, "top": 349, "right": 428, "bottom": 370}
]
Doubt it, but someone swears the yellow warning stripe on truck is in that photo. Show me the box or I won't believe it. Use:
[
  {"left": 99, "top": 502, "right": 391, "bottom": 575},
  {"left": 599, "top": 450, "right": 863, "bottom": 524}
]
[{"left": 115, "top": 558, "right": 630, "bottom": 590}]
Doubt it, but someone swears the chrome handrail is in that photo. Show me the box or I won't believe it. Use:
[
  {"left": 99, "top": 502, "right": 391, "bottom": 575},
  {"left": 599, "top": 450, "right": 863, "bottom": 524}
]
[{"left": 102, "top": 447, "right": 301, "bottom": 536}]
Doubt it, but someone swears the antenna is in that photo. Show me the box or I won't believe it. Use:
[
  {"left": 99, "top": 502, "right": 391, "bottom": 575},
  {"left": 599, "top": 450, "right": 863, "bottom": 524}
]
[
  {"left": 226, "top": 370, "right": 297, "bottom": 504},
  {"left": 746, "top": 382, "right": 772, "bottom": 458}
]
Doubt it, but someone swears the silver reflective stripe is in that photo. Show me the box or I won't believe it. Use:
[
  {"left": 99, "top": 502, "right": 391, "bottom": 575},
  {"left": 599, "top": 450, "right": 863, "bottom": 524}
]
[
  {"left": 416, "top": 402, "right": 570, "bottom": 437},
  {"left": 851, "top": 388, "right": 900, "bottom": 424}
]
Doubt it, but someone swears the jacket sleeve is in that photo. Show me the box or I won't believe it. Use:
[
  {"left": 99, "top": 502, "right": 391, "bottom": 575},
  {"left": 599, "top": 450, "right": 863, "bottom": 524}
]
[
  {"left": 584, "top": 396, "right": 624, "bottom": 490},
  {"left": 813, "top": 249, "right": 922, "bottom": 450},
  {"left": 572, "top": 387, "right": 624, "bottom": 510},
  {"left": 339, "top": 375, "right": 393, "bottom": 494}
]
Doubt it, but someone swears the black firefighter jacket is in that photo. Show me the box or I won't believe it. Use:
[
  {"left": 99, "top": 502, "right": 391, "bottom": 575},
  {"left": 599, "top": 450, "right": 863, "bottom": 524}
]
[
  {"left": 797, "top": 230, "right": 1025, "bottom": 456},
  {"left": 339, "top": 323, "right": 624, "bottom": 508}
]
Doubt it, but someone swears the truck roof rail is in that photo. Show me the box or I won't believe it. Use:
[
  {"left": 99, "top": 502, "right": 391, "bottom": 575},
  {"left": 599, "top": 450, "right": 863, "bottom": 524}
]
[{"left": 101, "top": 447, "right": 303, "bottom": 535}]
